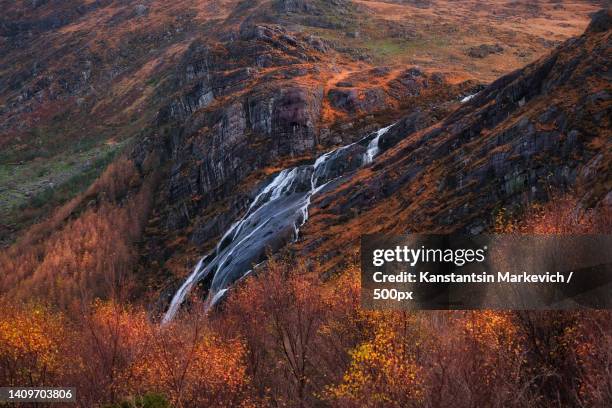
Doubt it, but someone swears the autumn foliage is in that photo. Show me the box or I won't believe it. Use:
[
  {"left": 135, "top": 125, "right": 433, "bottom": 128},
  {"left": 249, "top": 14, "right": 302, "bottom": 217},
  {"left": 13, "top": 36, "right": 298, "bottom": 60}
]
[
  {"left": 0, "top": 300, "right": 256, "bottom": 407},
  {"left": 495, "top": 194, "right": 611, "bottom": 234},
  {"left": 1, "top": 189, "right": 610, "bottom": 407},
  {"left": 0, "top": 158, "right": 152, "bottom": 307},
  {"left": 0, "top": 302, "right": 67, "bottom": 388}
]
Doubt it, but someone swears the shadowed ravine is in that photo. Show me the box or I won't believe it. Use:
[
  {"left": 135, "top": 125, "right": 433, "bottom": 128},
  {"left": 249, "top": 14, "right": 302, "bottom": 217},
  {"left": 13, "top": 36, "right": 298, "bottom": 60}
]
[{"left": 162, "top": 124, "right": 395, "bottom": 323}]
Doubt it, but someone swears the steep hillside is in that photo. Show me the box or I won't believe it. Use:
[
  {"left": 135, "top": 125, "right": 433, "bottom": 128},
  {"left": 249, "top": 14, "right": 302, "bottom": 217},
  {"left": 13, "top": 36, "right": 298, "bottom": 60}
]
[
  {"left": 297, "top": 9, "right": 612, "bottom": 274},
  {"left": 0, "top": 0, "right": 599, "bottom": 245},
  {"left": 156, "top": 9, "right": 611, "bottom": 314},
  {"left": 0, "top": 1, "right": 607, "bottom": 310}
]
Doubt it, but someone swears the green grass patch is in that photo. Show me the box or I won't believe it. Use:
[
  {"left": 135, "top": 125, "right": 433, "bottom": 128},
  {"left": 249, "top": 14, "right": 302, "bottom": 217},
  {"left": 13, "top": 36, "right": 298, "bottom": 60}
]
[
  {"left": 0, "top": 139, "right": 128, "bottom": 244},
  {"left": 104, "top": 394, "right": 170, "bottom": 408},
  {"left": 25, "top": 150, "right": 118, "bottom": 210}
]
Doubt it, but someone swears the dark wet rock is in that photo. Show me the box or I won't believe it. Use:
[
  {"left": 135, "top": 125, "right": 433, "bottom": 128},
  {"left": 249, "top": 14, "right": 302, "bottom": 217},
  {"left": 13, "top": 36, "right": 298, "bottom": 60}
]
[
  {"left": 467, "top": 43, "right": 504, "bottom": 58},
  {"left": 336, "top": 81, "right": 353, "bottom": 88},
  {"left": 162, "top": 82, "right": 323, "bottom": 229},
  {"left": 371, "top": 66, "right": 392, "bottom": 77},
  {"left": 166, "top": 82, "right": 215, "bottom": 120},
  {"left": 138, "top": 3, "right": 610, "bottom": 309},
  {"left": 163, "top": 124, "right": 396, "bottom": 318},
  {"left": 430, "top": 72, "right": 446, "bottom": 84},
  {"left": 386, "top": 68, "right": 432, "bottom": 99},
  {"left": 133, "top": 4, "right": 148, "bottom": 17},
  {"left": 327, "top": 88, "right": 357, "bottom": 112},
  {"left": 136, "top": 22, "right": 340, "bottom": 248},
  {"left": 587, "top": 9, "right": 611, "bottom": 33},
  {"left": 328, "top": 87, "right": 388, "bottom": 113},
  {"left": 273, "top": 87, "right": 322, "bottom": 154},
  {"left": 156, "top": 27, "right": 327, "bottom": 124},
  {"left": 304, "top": 35, "right": 329, "bottom": 52},
  {"left": 378, "top": 111, "right": 427, "bottom": 151},
  {"left": 603, "top": 190, "right": 612, "bottom": 207},
  {"left": 190, "top": 199, "right": 250, "bottom": 247},
  {"left": 240, "top": 24, "right": 287, "bottom": 42},
  {"left": 403, "top": 67, "right": 425, "bottom": 77}
]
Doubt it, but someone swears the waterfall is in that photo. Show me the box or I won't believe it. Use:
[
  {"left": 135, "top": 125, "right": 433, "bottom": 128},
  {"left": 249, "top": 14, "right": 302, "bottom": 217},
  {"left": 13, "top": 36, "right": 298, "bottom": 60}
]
[
  {"left": 461, "top": 93, "right": 477, "bottom": 103},
  {"left": 162, "top": 123, "right": 395, "bottom": 324},
  {"left": 363, "top": 124, "right": 394, "bottom": 164}
]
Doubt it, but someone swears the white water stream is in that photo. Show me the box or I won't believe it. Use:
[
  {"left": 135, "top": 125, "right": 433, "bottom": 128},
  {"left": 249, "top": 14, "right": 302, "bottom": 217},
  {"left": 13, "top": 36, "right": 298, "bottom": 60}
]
[
  {"left": 461, "top": 93, "right": 477, "bottom": 103},
  {"left": 162, "top": 123, "right": 395, "bottom": 324}
]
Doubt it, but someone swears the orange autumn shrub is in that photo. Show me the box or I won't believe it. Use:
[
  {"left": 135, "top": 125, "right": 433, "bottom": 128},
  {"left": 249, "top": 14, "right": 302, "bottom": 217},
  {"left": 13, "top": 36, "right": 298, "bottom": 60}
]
[
  {"left": 220, "top": 257, "right": 375, "bottom": 407},
  {"left": 495, "top": 195, "right": 611, "bottom": 234},
  {"left": 220, "top": 257, "right": 531, "bottom": 407},
  {"left": 450, "top": 311, "right": 528, "bottom": 406},
  {"left": 326, "top": 310, "right": 529, "bottom": 408},
  {"left": 66, "top": 301, "right": 256, "bottom": 408},
  {"left": 567, "top": 311, "right": 612, "bottom": 406},
  {"left": 13, "top": 203, "right": 136, "bottom": 306},
  {"left": 316, "top": 263, "right": 382, "bottom": 386},
  {"left": 325, "top": 312, "right": 426, "bottom": 408},
  {"left": 85, "top": 157, "right": 141, "bottom": 203},
  {"left": 71, "top": 301, "right": 151, "bottom": 406},
  {"left": 133, "top": 320, "right": 255, "bottom": 408},
  {"left": 0, "top": 301, "right": 70, "bottom": 387},
  {"left": 497, "top": 196, "right": 612, "bottom": 406},
  {"left": 221, "top": 258, "right": 329, "bottom": 406}
]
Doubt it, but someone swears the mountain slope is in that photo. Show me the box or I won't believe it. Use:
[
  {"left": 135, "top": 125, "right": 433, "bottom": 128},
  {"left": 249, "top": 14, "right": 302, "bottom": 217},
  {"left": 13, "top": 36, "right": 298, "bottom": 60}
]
[
  {"left": 296, "top": 9, "right": 611, "bottom": 274},
  {"left": 159, "top": 9, "right": 611, "bottom": 312},
  {"left": 0, "top": 4, "right": 610, "bottom": 408},
  {"left": 0, "top": 0, "right": 599, "bottom": 244},
  {"left": 0, "top": 2, "right": 607, "bottom": 308}
]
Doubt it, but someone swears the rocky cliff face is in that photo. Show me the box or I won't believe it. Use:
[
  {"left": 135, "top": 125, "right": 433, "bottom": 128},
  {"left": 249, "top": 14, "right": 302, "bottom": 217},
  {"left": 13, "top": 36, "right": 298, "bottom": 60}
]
[
  {"left": 141, "top": 25, "right": 325, "bottom": 241},
  {"left": 0, "top": 1, "right": 252, "bottom": 242},
  {"left": 134, "top": 14, "right": 470, "bottom": 290}
]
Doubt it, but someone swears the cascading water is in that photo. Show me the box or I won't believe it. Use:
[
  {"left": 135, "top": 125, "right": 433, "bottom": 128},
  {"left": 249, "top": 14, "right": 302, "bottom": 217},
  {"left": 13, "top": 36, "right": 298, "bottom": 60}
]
[
  {"left": 461, "top": 93, "right": 477, "bottom": 103},
  {"left": 162, "top": 123, "right": 395, "bottom": 324},
  {"left": 363, "top": 124, "right": 394, "bottom": 164}
]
